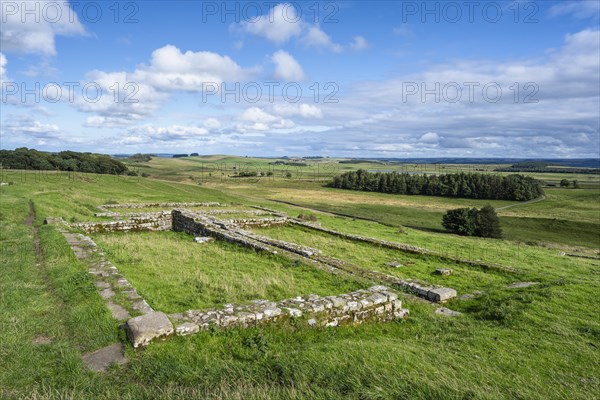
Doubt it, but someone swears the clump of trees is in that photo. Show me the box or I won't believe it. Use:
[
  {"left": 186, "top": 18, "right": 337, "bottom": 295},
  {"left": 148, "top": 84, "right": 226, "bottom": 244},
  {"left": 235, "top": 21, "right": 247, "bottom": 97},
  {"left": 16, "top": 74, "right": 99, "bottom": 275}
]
[
  {"left": 442, "top": 205, "right": 502, "bottom": 238},
  {"left": 126, "top": 153, "right": 153, "bottom": 162},
  {"left": 172, "top": 154, "right": 188, "bottom": 158},
  {"left": 329, "top": 170, "right": 543, "bottom": 201},
  {"left": 560, "top": 179, "right": 580, "bottom": 188},
  {"left": 0, "top": 148, "right": 128, "bottom": 174}
]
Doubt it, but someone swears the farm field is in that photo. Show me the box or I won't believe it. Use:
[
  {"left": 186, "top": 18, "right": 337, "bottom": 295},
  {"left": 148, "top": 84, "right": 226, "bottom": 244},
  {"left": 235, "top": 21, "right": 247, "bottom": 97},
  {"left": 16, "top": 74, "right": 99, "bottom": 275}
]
[{"left": 1, "top": 160, "right": 599, "bottom": 399}]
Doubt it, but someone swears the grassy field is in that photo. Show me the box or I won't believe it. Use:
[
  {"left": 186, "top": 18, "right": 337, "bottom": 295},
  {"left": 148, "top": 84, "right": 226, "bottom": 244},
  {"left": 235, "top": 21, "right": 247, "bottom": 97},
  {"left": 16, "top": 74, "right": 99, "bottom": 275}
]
[
  {"left": 92, "top": 231, "right": 366, "bottom": 314},
  {"left": 1, "top": 161, "right": 599, "bottom": 399}
]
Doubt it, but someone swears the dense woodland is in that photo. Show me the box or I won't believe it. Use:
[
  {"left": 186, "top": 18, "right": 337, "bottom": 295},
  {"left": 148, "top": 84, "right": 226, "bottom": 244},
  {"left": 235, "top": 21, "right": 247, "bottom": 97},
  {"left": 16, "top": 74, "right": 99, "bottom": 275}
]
[
  {"left": 329, "top": 169, "right": 544, "bottom": 201},
  {"left": 0, "top": 148, "right": 128, "bottom": 174}
]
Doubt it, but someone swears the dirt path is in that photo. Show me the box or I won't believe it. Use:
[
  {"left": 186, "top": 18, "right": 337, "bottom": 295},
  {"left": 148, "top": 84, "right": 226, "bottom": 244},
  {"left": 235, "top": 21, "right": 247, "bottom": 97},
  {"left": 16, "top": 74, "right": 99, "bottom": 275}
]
[{"left": 495, "top": 196, "right": 546, "bottom": 211}]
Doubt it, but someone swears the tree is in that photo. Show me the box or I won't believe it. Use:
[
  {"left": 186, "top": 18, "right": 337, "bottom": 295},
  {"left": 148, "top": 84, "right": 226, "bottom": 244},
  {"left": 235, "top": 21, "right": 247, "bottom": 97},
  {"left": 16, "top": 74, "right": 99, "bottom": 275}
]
[
  {"left": 475, "top": 205, "right": 503, "bottom": 238},
  {"left": 443, "top": 205, "right": 503, "bottom": 238},
  {"left": 442, "top": 208, "right": 478, "bottom": 236},
  {"left": 572, "top": 180, "right": 580, "bottom": 188},
  {"left": 560, "top": 179, "right": 570, "bottom": 187}
]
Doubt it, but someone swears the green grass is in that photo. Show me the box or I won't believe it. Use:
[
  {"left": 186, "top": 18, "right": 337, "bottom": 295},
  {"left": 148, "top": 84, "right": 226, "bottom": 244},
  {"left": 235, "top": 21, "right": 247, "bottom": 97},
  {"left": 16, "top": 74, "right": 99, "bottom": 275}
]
[
  {"left": 1, "top": 163, "right": 599, "bottom": 399},
  {"left": 92, "top": 231, "right": 366, "bottom": 314},
  {"left": 255, "top": 224, "right": 515, "bottom": 294}
]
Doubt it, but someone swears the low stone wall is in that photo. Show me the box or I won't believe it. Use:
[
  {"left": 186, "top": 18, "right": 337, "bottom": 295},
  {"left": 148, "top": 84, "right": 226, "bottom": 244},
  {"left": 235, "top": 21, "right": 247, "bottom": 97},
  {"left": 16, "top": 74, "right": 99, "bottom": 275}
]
[
  {"left": 44, "top": 219, "right": 155, "bottom": 323},
  {"left": 98, "top": 202, "right": 224, "bottom": 211},
  {"left": 125, "top": 286, "right": 408, "bottom": 347},
  {"left": 291, "top": 220, "right": 520, "bottom": 274},
  {"left": 172, "top": 210, "right": 456, "bottom": 301},
  {"left": 71, "top": 212, "right": 172, "bottom": 233},
  {"left": 222, "top": 217, "right": 290, "bottom": 228}
]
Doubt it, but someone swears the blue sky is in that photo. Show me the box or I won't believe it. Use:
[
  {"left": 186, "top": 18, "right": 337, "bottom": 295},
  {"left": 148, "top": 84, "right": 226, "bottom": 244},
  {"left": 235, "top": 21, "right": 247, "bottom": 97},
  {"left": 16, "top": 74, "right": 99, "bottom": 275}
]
[{"left": 1, "top": 0, "right": 599, "bottom": 157}]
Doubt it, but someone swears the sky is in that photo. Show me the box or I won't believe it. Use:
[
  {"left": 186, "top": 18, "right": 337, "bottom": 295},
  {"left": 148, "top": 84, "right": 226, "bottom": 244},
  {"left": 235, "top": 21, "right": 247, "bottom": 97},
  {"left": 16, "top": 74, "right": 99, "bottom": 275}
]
[{"left": 0, "top": 0, "right": 599, "bottom": 157}]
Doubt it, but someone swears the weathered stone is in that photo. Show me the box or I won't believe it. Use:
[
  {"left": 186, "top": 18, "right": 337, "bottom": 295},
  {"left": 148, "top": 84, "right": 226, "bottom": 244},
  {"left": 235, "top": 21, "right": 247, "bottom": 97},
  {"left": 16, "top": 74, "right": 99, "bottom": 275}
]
[
  {"left": 435, "top": 268, "right": 453, "bottom": 276},
  {"left": 100, "top": 288, "right": 115, "bottom": 299},
  {"left": 176, "top": 322, "right": 200, "bottom": 336},
  {"left": 126, "top": 312, "right": 174, "bottom": 348},
  {"left": 427, "top": 287, "right": 457, "bottom": 302},
  {"left": 385, "top": 262, "right": 402, "bottom": 268},
  {"left": 435, "top": 307, "right": 462, "bottom": 317},
  {"left": 107, "top": 302, "right": 130, "bottom": 321},
  {"left": 132, "top": 300, "right": 153, "bottom": 314},
  {"left": 81, "top": 343, "right": 128, "bottom": 372},
  {"left": 194, "top": 236, "right": 214, "bottom": 243}
]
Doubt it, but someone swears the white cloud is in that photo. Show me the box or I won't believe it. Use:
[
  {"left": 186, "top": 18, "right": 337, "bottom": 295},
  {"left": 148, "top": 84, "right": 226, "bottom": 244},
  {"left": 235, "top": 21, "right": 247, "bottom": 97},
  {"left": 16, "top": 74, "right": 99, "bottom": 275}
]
[
  {"left": 204, "top": 118, "right": 221, "bottom": 129},
  {"left": 240, "top": 3, "right": 303, "bottom": 44},
  {"left": 75, "top": 45, "right": 258, "bottom": 126},
  {"left": 300, "top": 25, "right": 343, "bottom": 53},
  {"left": 349, "top": 36, "right": 369, "bottom": 51},
  {"left": 273, "top": 103, "right": 323, "bottom": 118},
  {"left": 0, "top": 52, "right": 7, "bottom": 83},
  {"left": 134, "top": 45, "right": 256, "bottom": 91},
  {"left": 420, "top": 132, "right": 440, "bottom": 143},
  {"left": 0, "top": 0, "right": 86, "bottom": 55},
  {"left": 127, "top": 124, "right": 209, "bottom": 141},
  {"left": 271, "top": 50, "right": 305, "bottom": 81},
  {"left": 0, "top": 115, "right": 63, "bottom": 148},
  {"left": 236, "top": 107, "right": 294, "bottom": 132},
  {"left": 548, "top": 1, "right": 600, "bottom": 19},
  {"left": 237, "top": 3, "right": 367, "bottom": 53}
]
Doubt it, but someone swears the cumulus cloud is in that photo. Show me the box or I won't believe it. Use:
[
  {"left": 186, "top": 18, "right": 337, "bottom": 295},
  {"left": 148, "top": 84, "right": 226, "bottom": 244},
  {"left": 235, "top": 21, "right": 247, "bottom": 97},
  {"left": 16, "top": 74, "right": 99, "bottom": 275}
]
[
  {"left": 237, "top": 3, "right": 367, "bottom": 53},
  {"left": 272, "top": 103, "right": 323, "bottom": 118},
  {"left": 0, "top": 0, "right": 86, "bottom": 55},
  {"left": 0, "top": 114, "right": 65, "bottom": 147},
  {"left": 127, "top": 124, "right": 209, "bottom": 141},
  {"left": 286, "top": 29, "right": 600, "bottom": 157},
  {"left": 204, "top": 118, "right": 221, "bottom": 129},
  {"left": 134, "top": 45, "right": 256, "bottom": 91},
  {"left": 300, "top": 25, "right": 343, "bottom": 52},
  {"left": 75, "top": 45, "right": 258, "bottom": 126},
  {"left": 236, "top": 107, "right": 294, "bottom": 132},
  {"left": 420, "top": 132, "right": 440, "bottom": 143},
  {"left": 239, "top": 3, "right": 303, "bottom": 44},
  {"left": 271, "top": 50, "right": 305, "bottom": 81}
]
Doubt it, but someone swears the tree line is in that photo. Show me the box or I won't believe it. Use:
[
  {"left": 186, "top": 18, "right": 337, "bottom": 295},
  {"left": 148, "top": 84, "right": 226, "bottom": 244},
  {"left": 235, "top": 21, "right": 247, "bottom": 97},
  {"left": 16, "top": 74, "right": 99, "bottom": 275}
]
[
  {"left": 495, "top": 161, "right": 600, "bottom": 174},
  {"left": 329, "top": 170, "right": 544, "bottom": 201},
  {"left": 0, "top": 148, "right": 128, "bottom": 175}
]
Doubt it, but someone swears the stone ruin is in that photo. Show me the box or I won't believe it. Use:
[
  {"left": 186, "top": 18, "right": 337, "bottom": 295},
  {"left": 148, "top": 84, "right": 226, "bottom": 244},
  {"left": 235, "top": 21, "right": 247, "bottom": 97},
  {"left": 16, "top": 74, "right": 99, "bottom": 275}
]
[
  {"left": 127, "top": 286, "right": 409, "bottom": 348},
  {"left": 46, "top": 201, "right": 496, "bottom": 347}
]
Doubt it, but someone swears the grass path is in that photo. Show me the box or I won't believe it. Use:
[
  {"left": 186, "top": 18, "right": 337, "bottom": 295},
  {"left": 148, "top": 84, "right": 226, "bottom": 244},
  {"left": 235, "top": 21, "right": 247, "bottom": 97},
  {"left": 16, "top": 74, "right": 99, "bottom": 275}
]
[{"left": 495, "top": 196, "right": 546, "bottom": 211}]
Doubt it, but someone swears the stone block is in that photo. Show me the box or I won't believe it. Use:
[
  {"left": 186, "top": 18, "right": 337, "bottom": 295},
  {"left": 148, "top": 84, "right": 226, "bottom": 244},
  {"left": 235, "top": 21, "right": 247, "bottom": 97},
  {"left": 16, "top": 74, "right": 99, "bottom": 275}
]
[
  {"left": 126, "top": 312, "right": 174, "bottom": 348},
  {"left": 176, "top": 322, "right": 199, "bottom": 336},
  {"left": 427, "top": 287, "right": 457, "bottom": 302}
]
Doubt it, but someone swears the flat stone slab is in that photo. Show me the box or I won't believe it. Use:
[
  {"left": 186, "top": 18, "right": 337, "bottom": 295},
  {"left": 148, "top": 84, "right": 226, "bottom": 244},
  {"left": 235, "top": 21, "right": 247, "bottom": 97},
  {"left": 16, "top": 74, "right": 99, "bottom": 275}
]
[
  {"left": 427, "top": 287, "right": 457, "bottom": 302},
  {"left": 100, "top": 288, "right": 115, "bottom": 299},
  {"left": 507, "top": 282, "right": 539, "bottom": 289},
  {"left": 385, "top": 262, "right": 402, "bottom": 268},
  {"left": 435, "top": 307, "right": 462, "bottom": 317},
  {"left": 126, "top": 312, "right": 174, "bottom": 348},
  {"left": 82, "top": 343, "right": 128, "bottom": 372},
  {"left": 108, "top": 301, "right": 130, "bottom": 321}
]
